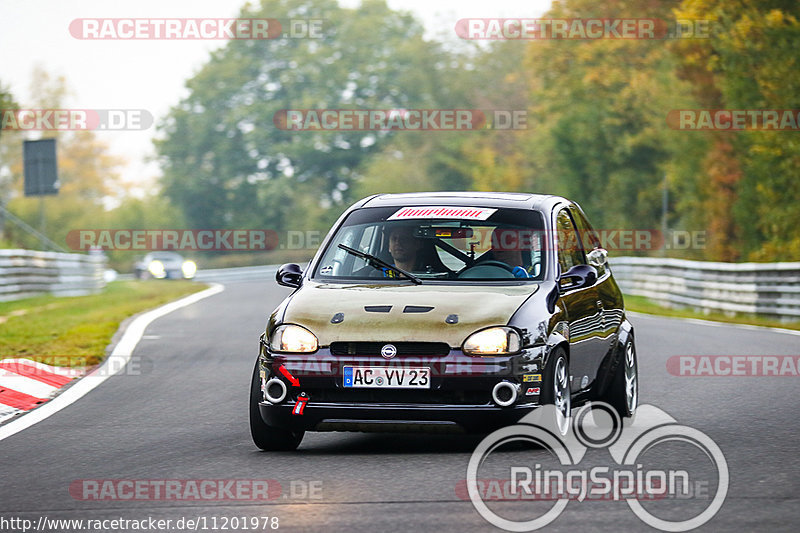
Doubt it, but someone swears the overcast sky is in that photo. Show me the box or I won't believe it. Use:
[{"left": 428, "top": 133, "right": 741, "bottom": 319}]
[{"left": 0, "top": 0, "right": 552, "bottom": 193}]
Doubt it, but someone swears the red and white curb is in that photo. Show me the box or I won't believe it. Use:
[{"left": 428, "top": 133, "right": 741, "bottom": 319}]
[
  {"left": 0, "top": 283, "right": 224, "bottom": 441},
  {"left": 0, "top": 359, "right": 85, "bottom": 424}
]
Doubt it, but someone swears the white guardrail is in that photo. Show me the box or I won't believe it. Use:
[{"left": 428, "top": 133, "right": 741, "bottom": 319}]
[
  {"left": 194, "top": 259, "right": 800, "bottom": 320},
  {"left": 8, "top": 251, "right": 793, "bottom": 321},
  {"left": 610, "top": 256, "right": 800, "bottom": 320},
  {"left": 193, "top": 264, "right": 280, "bottom": 283},
  {"left": 0, "top": 249, "right": 106, "bottom": 302}
]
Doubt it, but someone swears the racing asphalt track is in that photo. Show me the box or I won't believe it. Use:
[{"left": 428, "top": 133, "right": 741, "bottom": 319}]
[{"left": 0, "top": 279, "right": 798, "bottom": 532}]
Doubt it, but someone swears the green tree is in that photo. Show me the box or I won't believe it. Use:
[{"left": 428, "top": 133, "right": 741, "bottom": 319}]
[
  {"left": 521, "top": 0, "right": 703, "bottom": 246},
  {"left": 1, "top": 69, "right": 124, "bottom": 251},
  {"left": 676, "top": 0, "right": 800, "bottom": 259},
  {"left": 157, "top": 0, "right": 462, "bottom": 233},
  {"left": 353, "top": 41, "right": 530, "bottom": 201}
]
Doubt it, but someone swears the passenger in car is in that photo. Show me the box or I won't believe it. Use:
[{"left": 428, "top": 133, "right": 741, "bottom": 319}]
[{"left": 490, "top": 227, "right": 533, "bottom": 278}]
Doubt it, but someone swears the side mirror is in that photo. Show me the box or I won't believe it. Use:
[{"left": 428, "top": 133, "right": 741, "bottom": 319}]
[
  {"left": 276, "top": 263, "right": 303, "bottom": 288},
  {"left": 587, "top": 248, "right": 608, "bottom": 268},
  {"left": 559, "top": 264, "right": 597, "bottom": 292}
]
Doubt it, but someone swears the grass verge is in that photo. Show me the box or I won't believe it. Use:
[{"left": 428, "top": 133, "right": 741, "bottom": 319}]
[
  {"left": 0, "top": 281, "right": 207, "bottom": 366},
  {"left": 624, "top": 294, "right": 800, "bottom": 331}
]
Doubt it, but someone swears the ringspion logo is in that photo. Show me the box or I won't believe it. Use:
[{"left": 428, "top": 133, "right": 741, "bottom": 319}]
[{"left": 466, "top": 403, "right": 728, "bottom": 531}]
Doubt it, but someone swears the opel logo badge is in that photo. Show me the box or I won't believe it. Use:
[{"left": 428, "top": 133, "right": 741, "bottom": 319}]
[{"left": 381, "top": 344, "right": 397, "bottom": 359}]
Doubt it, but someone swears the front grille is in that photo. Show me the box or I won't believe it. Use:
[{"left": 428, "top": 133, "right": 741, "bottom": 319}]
[
  {"left": 303, "top": 388, "right": 491, "bottom": 405},
  {"left": 329, "top": 342, "right": 451, "bottom": 357}
]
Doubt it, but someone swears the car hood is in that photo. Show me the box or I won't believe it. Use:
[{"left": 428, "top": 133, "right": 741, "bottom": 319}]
[{"left": 281, "top": 281, "right": 538, "bottom": 347}]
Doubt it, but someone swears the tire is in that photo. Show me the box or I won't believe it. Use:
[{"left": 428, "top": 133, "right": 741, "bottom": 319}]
[
  {"left": 249, "top": 360, "right": 304, "bottom": 451},
  {"left": 601, "top": 339, "right": 638, "bottom": 418},
  {"left": 540, "top": 347, "right": 571, "bottom": 436}
]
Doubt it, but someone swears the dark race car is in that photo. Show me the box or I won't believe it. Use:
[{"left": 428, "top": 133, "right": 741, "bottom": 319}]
[{"left": 250, "top": 192, "right": 638, "bottom": 450}]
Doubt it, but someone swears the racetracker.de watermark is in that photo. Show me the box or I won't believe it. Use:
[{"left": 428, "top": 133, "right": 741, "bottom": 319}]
[
  {"left": 270, "top": 358, "right": 544, "bottom": 379},
  {"left": 668, "top": 109, "right": 800, "bottom": 130},
  {"left": 1, "top": 109, "right": 153, "bottom": 131},
  {"left": 69, "top": 18, "right": 324, "bottom": 40},
  {"left": 455, "top": 18, "right": 711, "bottom": 40},
  {"left": 273, "top": 109, "right": 528, "bottom": 131},
  {"left": 68, "top": 479, "right": 322, "bottom": 501},
  {"left": 66, "top": 228, "right": 706, "bottom": 252},
  {"left": 456, "top": 473, "right": 709, "bottom": 502},
  {"left": 667, "top": 355, "right": 800, "bottom": 376},
  {"left": 69, "top": 480, "right": 281, "bottom": 501},
  {"left": 0, "top": 355, "right": 152, "bottom": 378},
  {"left": 67, "top": 229, "right": 279, "bottom": 252},
  {"left": 489, "top": 228, "right": 706, "bottom": 252}
]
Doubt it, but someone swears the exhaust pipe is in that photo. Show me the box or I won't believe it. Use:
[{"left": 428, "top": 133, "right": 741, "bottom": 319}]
[
  {"left": 492, "top": 381, "right": 520, "bottom": 407},
  {"left": 264, "top": 378, "right": 288, "bottom": 404}
]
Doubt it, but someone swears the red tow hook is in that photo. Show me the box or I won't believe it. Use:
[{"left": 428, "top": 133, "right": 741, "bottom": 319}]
[
  {"left": 278, "top": 365, "right": 301, "bottom": 387},
  {"left": 292, "top": 392, "right": 309, "bottom": 416}
]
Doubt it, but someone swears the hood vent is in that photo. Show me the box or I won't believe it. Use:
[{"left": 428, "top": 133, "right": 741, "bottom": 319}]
[
  {"left": 403, "top": 305, "right": 434, "bottom": 313},
  {"left": 364, "top": 305, "right": 392, "bottom": 313}
]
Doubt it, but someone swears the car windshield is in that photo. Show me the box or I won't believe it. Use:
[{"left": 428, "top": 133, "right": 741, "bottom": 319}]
[
  {"left": 313, "top": 206, "right": 546, "bottom": 283},
  {"left": 149, "top": 252, "right": 183, "bottom": 262}
]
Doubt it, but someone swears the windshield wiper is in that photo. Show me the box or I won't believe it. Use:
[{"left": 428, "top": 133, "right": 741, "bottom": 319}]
[{"left": 337, "top": 244, "right": 422, "bottom": 284}]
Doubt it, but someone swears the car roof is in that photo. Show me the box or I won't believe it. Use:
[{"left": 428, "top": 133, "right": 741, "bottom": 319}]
[
  {"left": 358, "top": 191, "right": 565, "bottom": 211},
  {"left": 146, "top": 252, "right": 183, "bottom": 259}
]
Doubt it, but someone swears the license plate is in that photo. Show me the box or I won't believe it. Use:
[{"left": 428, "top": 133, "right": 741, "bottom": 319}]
[{"left": 343, "top": 366, "right": 430, "bottom": 389}]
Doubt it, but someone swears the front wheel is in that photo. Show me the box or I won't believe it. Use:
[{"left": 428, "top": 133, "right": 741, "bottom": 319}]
[
  {"left": 249, "top": 360, "right": 304, "bottom": 451},
  {"left": 600, "top": 339, "right": 638, "bottom": 418},
  {"left": 540, "top": 347, "right": 571, "bottom": 436}
]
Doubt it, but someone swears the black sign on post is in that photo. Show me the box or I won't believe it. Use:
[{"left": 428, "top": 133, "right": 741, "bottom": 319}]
[{"left": 23, "top": 138, "right": 59, "bottom": 196}]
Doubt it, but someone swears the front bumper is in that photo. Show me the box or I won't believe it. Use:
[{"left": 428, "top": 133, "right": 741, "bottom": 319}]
[
  {"left": 256, "top": 342, "right": 546, "bottom": 433},
  {"left": 259, "top": 401, "right": 539, "bottom": 433},
  {"left": 165, "top": 269, "right": 193, "bottom": 279}
]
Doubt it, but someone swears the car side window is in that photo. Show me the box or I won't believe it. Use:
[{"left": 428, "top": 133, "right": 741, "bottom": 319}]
[
  {"left": 556, "top": 208, "right": 585, "bottom": 274},
  {"left": 357, "top": 225, "right": 376, "bottom": 252},
  {"left": 570, "top": 206, "right": 606, "bottom": 277}
]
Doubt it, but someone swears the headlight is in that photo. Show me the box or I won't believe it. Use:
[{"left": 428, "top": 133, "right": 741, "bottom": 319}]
[
  {"left": 463, "top": 327, "right": 522, "bottom": 355},
  {"left": 269, "top": 324, "right": 318, "bottom": 353},
  {"left": 181, "top": 260, "right": 197, "bottom": 278},
  {"left": 148, "top": 260, "right": 166, "bottom": 278}
]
